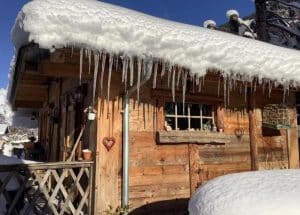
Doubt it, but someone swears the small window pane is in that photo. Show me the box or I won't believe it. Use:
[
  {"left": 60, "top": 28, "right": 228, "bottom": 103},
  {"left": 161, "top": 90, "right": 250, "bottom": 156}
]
[
  {"left": 191, "top": 118, "right": 201, "bottom": 130},
  {"left": 202, "top": 118, "right": 213, "bottom": 131},
  {"left": 190, "top": 104, "right": 201, "bottom": 116},
  {"left": 165, "top": 102, "right": 176, "bottom": 115},
  {"left": 202, "top": 105, "right": 212, "bottom": 116},
  {"left": 165, "top": 117, "right": 176, "bottom": 130},
  {"left": 178, "top": 118, "right": 188, "bottom": 130},
  {"left": 177, "top": 103, "right": 188, "bottom": 115}
]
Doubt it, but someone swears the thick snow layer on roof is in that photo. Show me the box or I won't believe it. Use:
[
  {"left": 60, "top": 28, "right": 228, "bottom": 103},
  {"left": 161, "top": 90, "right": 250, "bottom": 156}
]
[
  {"left": 189, "top": 170, "right": 300, "bottom": 215},
  {"left": 12, "top": 0, "right": 300, "bottom": 85}
]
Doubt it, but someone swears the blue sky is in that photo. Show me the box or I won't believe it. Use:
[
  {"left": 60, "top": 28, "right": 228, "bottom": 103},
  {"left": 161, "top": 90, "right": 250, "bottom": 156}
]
[{"left": 0, "top": 0, "right": 254, "bottom": 89}]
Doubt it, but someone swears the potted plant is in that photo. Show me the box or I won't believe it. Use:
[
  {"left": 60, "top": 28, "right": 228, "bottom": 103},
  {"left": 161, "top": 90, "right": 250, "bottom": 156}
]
[
  {"left": 82, "top": 149, "right": 92, "bottom": 160},
  {"left": 85, "top": 106, "right": 97, "bottom": 121}
]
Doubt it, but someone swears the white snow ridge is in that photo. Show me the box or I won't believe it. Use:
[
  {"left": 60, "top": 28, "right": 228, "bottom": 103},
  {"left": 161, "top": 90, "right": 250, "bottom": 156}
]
[
  {"left": 189, "top": 170, "right": 300, "bottom": 215},
  {"left": 11, "top": 0, "right": 300, "bottom": 88}
]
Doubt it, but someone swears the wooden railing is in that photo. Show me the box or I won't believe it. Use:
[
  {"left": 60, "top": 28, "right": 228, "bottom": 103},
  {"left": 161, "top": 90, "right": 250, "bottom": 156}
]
[{"left": 0, "top": 161, "right": 94, "bottom": 215}]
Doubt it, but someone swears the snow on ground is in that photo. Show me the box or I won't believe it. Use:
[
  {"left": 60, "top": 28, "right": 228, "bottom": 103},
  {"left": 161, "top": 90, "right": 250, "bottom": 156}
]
[
  {"left": 11, "top": 0, "right": 300, "bottom": 87},
  {"left": 189, "top": 169, "right": 300, "bottom": 215}
]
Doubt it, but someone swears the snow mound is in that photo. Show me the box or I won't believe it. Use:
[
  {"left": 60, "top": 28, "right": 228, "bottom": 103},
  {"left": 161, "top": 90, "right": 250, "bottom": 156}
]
[
  {"left": 226, "top": 9, "right": 239, "bottom": 19},
  {"left": 203, "top": 20, "right": 216, "bottom": 28},
  {"left": 189, "top": 170, "right": 300, "bottom": 215},
  {"left": 11, "top": 0, "right": 300, "bottom": 85}
]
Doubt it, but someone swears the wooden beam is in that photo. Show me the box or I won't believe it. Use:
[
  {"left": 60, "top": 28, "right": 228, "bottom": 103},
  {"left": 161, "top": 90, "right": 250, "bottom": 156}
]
[
  {"left": 152, "top": 89, "right": 223, "bottom": 104},
  {"left": 157, "top": 131, "right": 245, "bottom": 144},
  {"left": 21, "top": 72, "right": 49, "bottom": 85},
  {"left": 15, "top": 84, "right": 48, "bottom": 102},
  {"left": 39, "top": 61, "right": 93, "bottom": 80},
  {"left": 248, "top": 89, "right": 258, "bottom": 170},
  {"left": 14, "top": 100, "right": 44, "bottom": 108},
  {"left": 287, "top": 108, "right": 299, "bottom": 168}
]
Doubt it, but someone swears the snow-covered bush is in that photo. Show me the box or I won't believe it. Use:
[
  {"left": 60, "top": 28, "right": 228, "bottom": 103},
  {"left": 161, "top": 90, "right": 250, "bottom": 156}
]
[{"left": 189, "top": 170, "right": 300, "bottom": 215}]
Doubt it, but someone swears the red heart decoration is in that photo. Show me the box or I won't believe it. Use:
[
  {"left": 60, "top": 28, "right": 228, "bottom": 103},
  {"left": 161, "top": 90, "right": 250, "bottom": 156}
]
[{"left": 103, "top": 137, "right": 116, "bottom": 151}]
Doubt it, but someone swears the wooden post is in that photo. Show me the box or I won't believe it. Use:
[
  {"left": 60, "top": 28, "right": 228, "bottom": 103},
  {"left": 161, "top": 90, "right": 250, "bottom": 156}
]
[
  {"left": 216, "top": 105, "right": 224, "bottom": 131},
  {"left": 287, "top": 108, "right": 299, "bottom": 168},
  {"left": 248, "top": 90, "right": 258, "bottom": 170}
]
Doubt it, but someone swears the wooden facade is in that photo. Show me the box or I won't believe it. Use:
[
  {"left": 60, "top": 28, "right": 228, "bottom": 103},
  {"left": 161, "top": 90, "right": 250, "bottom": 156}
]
[{"left": 10, "top": 46, "right": 300, "bottom": 214}]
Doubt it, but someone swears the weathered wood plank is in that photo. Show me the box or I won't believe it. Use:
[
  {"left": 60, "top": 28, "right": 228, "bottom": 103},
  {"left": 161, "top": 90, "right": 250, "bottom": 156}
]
[{"left": 158, "top": 131, "right": 233, "bottom": 144}]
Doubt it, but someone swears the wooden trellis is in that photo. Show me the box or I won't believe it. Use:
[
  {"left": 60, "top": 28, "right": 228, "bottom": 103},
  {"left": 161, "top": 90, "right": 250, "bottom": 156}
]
[{"left": 0, "top": 161, "right": 93, "bottom": 215}]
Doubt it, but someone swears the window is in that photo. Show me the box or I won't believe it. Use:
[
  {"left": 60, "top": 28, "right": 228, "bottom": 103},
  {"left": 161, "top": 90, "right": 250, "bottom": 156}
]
[{"left": 164, "top": 102, "right": 215, "bottom": 131}]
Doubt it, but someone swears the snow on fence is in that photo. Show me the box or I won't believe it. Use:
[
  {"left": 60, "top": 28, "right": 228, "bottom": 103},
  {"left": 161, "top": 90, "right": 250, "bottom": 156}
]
[{"left": 0, "top": 161, "right": 93, "bottom": 215}]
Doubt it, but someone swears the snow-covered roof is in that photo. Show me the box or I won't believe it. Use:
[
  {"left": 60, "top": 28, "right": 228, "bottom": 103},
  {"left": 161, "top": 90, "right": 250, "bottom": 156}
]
[
  {"left": 189, "top": 170, "right": 300, "bottom": 215},
  {"left": 12, "top": 0, "right": 300, "bottom": 86}
]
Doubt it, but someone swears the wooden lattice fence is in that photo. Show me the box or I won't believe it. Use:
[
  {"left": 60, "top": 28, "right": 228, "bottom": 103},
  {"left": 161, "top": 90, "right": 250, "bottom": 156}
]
[{"left": 0, "top": 161, "right": 94, "bottom": 215}]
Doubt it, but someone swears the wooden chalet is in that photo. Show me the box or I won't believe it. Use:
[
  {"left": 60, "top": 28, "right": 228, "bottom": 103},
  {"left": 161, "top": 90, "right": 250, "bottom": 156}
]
[{"left": 6, "top": 0, "right": 300, "bottom": 214}]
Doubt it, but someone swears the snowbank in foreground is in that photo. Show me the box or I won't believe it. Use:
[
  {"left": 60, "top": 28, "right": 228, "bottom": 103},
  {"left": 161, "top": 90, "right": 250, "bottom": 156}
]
[
  {"left": 189, "top": 170, "right": 300, "bottom": 215},
  {"left": 11, "top": 0, "right": 300, "bottom": 85}
]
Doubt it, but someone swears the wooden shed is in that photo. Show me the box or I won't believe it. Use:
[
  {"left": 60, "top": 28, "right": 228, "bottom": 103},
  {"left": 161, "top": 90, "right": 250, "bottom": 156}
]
[{"left": 9, "top": 0, "right": 300, "bottom": 214}]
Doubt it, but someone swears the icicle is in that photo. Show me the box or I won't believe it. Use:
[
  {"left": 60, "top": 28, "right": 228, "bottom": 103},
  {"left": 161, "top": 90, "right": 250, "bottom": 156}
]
[
  {"left": 153, "top": 62, "right": 158, "bottom": 88},
  {"left": 262, "top": 80, "right": 265, "bottom": 95},
  {"left": 182, "top": 72, "right": 188, "bottom": 112},
  {"left": 142, "top": 59, "right": 147, "bottom": 76},
  {"left": 217, "top": 77, "right": 221, "bottom": 97},
  {"left": 71, "top": 46, "right": 74, "bottom": 58},
  {"left": 88, "top": 49, "right": 92, "bottom": 74},
  {"left": 233, "top": 78, "right": 237, "bottom": 91},
  {"left": 223, "top": 76, "right": 227, "bottom": 107},
  {"left": 124, "top": 57, "right": 129, "bottom": 89},
  {"left": 107, "top": 55, "right": 113, "bottom": 107},
  {"left": 147, "top": 58, "right": 153, "bottom": 76},
  {"left": 177, "top": 68, "right": 182, "bottom": 88},
  {"left": 79, "top": 48, "right": 83, "bottom": 85},
  {"left": 137, "top": 58, "right": 142, "bottom": 103},
  {"left": 161, "top": 63, "right": 166, "bottom": 77},
  {"left": 198, "top": 79, "right": 202, "bottom": 92},
  {"left": 268, "top": 80, "right": 272, "bottom": 98},
  {"left": 172, "top": 67, "right": 176, "bottom": 102},
  {"left": 191, "top": 74, "right": 195, "bottom": 93},
  {"left": 100, "top": 52, "right": 107, "bottom": 91},
  {"left": 129, "top": 56, "right": 134, "bottom": 87},
  {"left": 283, "top": 85, "right": 286, "bottom": 104},
  {"left": 85, "top": 49, "right": 88, "bottom": 58},
  {"left": 167, "top": 66, "right": 172, "bottom": 87},
  {"left": 115, "top": 57, "right": 119, "bottom": 72},
  {"left": 253, "top": 78, "right": 257, "bottom": 92},
  {"left": 122, "top": 57, "right": 126, "bottom": 83},
  {"left": 244, "top": 85, "right": 247, "bottom": 104},
  {"left": 195, "top": 75, "right": 199, "bottom": 86},
  {"left": 92, "top": 52, "right": 100, "bottom": 105},
  {"left": 227, "top": 79, "right": 230, "bottom": 106},
  {"left": 228, "top": 78, "right": 232, "bottom": 92},
  {"left": 239, "top": 83, "right": 242, "bottom": 94}
]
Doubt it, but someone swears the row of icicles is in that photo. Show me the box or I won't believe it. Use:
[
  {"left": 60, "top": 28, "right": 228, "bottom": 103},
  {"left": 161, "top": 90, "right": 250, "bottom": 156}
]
[{"left": 73, "top": 48, "right": 294, "bottom": 108}]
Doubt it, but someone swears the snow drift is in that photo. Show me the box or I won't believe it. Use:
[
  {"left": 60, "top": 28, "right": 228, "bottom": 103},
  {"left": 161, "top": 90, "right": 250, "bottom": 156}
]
[
  {"left": 189, "top": 170, "right": 300, "bottom": 215},
  {"left": 11, "top": 0, "right": 300, "bottom": 87}
]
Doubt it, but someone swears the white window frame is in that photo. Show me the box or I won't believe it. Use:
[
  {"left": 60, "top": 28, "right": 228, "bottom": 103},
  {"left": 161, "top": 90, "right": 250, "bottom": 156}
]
[{"left": 165, "top": 102, "right": 215, "bottom": 131}]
